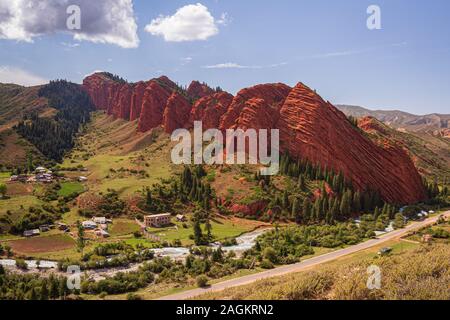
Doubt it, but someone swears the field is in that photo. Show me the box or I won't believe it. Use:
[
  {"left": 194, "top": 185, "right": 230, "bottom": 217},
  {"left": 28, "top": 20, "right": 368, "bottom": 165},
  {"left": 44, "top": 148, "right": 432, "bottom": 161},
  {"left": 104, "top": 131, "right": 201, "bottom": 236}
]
[
  {"left": 57, "top": 182, "right": 85, "bottom": 197},
  {"left": 0, "top": 195, "right": 42, "bottom": 217},
  {"left": 145, "top": 216, "right": 267, "bottom": 246},
  {"left": 8, "top": 234, "right": 76, "bottom": 254},
  {"left": 110, "top": 219, "right": 140, "bottom": 236}
]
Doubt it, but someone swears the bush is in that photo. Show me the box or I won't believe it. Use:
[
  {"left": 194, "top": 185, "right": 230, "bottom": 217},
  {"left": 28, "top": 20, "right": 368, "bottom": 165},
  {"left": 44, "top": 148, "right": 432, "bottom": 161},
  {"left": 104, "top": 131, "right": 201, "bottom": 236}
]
[
  {"left": 263, "top": 247, "right": 277, "bottom": 263},
  {"left": 260, "top": 259, "right": 274, "bottom": 269},
  {"left": 196, "top": 275, "right": 209, "bottom": 288},
  {"left": 15, "top": 259, "right": 28, "bottom": 270},
  {"left": 126, "top": 293, "right": 143, "bottom": 300}
]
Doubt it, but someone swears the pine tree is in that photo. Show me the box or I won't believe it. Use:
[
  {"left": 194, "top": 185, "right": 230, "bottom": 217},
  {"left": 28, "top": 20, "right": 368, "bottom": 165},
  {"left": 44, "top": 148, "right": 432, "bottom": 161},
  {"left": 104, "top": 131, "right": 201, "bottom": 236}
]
[
  {"left": 291, "top": 198, "right": 299, "bottom": 221},
  {"left": 352, "top": 191, "right": 361, "bottom": 213},
  {"left": 302, "top": 198, "right": 312, "bottom": 223},
  {"left": 374, "top": 206, "right": 380, "bottom": 219},
  {"left": 193, "top": 219, "right": 203, "bottom": 246},
  {"left": 339, "top": 190, "right": 352, "bottom": 218},
  {"left": 205, "top": 219, "right": 212, "bottom": 240}
]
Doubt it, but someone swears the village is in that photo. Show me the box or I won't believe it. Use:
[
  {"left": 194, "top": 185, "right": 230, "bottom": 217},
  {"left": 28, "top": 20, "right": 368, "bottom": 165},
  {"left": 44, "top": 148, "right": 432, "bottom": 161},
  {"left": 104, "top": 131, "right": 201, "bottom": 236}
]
[{"left": 9, "top": 166, "right": 88, "bottom": 184}]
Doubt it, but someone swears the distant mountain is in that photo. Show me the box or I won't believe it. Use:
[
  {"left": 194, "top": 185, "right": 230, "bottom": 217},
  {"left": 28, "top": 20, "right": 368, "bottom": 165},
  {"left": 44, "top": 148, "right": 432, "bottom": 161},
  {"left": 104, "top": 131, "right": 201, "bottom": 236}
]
[{"left": 336, "top": 104, "right": 450, "bottom": 134}]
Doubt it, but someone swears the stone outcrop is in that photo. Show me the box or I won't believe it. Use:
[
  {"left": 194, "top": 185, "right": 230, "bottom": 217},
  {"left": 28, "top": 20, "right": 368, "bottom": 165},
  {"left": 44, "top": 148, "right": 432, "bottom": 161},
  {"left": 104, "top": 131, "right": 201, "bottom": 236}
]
[{"left": 83, "top": 73, "right": 427, "bottom": 204}]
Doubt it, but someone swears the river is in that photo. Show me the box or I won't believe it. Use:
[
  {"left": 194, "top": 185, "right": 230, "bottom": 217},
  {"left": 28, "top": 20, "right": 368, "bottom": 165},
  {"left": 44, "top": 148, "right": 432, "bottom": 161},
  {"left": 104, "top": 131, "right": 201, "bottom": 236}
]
[{"left": 0, "top": 228, "right": 270, "bottom": 274}]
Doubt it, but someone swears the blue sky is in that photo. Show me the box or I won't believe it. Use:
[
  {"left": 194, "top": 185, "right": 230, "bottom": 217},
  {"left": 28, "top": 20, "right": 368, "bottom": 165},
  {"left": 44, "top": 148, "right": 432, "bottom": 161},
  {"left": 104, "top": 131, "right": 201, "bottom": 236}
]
[{"left": 0, "top": 0, "right": 449, "bottom": 115}]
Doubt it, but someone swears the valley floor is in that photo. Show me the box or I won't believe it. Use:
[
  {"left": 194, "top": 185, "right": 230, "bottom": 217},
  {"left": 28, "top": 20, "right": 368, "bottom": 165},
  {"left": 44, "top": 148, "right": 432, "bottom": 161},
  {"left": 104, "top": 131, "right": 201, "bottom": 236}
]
[{"left": 158, "top": 211, "right": 450, "bottom": 300}]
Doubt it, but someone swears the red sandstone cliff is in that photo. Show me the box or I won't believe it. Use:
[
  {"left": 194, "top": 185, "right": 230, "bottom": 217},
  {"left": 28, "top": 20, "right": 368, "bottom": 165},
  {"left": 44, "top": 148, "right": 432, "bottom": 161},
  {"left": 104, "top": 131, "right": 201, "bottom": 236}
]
[
  {"left": 82, "top": 73, "right": 427, "bottom": 204},
  {"left": 190, "top": 92, "right": 234, "bottom": 129},
  {"left": 187, "top": 81, "right": 215, "bottom": 100},
  {"left": 277, "top": 83, "right": 426, "bottom": 204},
  {"left": 163, "top": 92, "right": 192, "bottom": 133}
]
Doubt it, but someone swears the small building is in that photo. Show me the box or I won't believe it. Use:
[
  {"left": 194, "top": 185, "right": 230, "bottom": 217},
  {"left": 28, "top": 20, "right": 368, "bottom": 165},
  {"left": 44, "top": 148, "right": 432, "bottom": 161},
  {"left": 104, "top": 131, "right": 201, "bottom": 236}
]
[
  {"left": 56, "top": 222, "right": 69, "bottom": 231},
  {"left": 35, "top": 166, "right": 47, "bottom": 173},
  {"left": 176, "top": 214, "right": 186, "bottom": 222},
  {"left": 26, "top": 176, "right": 37, "bottom": 183},
  {"left": 92, "top": 217, "right": 107, "bottom": 224},
  {"left": 23, "top": 229, "right": 40, "bottom": 237},
  {"left": 9, "top": 175, "right": 18, "bottom": 182},
  {"left": 39, "top": 225, "right": 50, "bottom": 232},
  {"left": 95, "top": 229, "right": 110, "bottom": 238},
  {"left": 144, "top": 213, "right": 171, "bottom": 228},
  {"left": 79, "top": 176, "right": 88, "bottom": 182},
  {"left": 82, "top": 221, "right": 97, "bottom": 230}
]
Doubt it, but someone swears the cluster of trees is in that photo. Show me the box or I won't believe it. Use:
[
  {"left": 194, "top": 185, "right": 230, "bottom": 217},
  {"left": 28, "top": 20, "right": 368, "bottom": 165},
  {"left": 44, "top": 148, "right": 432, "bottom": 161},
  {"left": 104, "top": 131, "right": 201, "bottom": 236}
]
[
  {"left": 8, "top": 206, "right": 61, "bottom": 234},
  {"left": 191, "top": 209, "right": 213, "bottom": 246},
  {"left": 81, "top": 269, "right": 154, "bottom": 295},
  {"left": 254, "top": 154, "right": 389, "bottom": 224},
  {"left": 101, "top": 72, "right": 127, "bottom": 84},
  {"left": 244, "top": 223, "right": 368, "bottom": 266},
  {"left": 141, "top": 247, "right": 252, "bottom": 285},
  {"left": 0, "top": 266, "right": 70, "bottom": 300},
  {"left": 58, "top": 242, "right": 155, "bottom": 272},
  {"left": 180, "top": 166, "right": 213, "bottom": 210},
  {"left": 79, "top": 246, "right": 253, "bottom": 295},
  {"left": 424, "top": 178, "right": 449, "bottom": 198},
  {"left": 15, "top": 80, "right": 94, "bottom": 161},
  {"left": 140, "top": 166, "right": 214, "bottom": 215}
]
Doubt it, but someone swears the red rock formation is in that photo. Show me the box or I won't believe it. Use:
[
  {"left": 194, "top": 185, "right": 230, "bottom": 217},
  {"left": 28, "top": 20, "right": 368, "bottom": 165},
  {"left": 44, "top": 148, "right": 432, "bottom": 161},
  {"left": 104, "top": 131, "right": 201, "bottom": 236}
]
[
  {"left": 82, "top": 73, "right": 427, "bottom": 204},
  {"left": 190, "top": 92, "right": 234, "bottom": 129},
  {"left": 138, "top": 81, "right": 173, "bottom": 132},
  {"left": 229, "top": 201, "right": 268, "bottom": 216},
  {"left": 219, "top": 83, "right": 291, "bottom": 130},
  {"left": 83, "top": 73, "right": 116, "bottom": 111},
  {"left": 278, "top": 83, "right": 427, "bottom": 204},
  {"left": 163, "top": 92, "right": 192, "bottom": 134},
  {"left": 130, "top": 81, "right": 148, "bottom": 121},
  {"left": 187, "top": 80, "right": 214, "bottom": 100}
]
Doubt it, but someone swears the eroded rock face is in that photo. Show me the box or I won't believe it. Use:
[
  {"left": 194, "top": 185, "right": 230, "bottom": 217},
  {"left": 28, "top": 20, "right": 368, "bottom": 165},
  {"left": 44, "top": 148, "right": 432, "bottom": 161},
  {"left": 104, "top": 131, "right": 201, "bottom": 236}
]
[
  {"left": 190, "top": 92, "right": 234, "bottom": 129},
  {"left": 278, "top": 83, "right": 427, "bottom": 204},
  {"left": 163, "top": 92, "right": 192, "bottom": 134},
  {"left": 130, "top": 81, "right": 148, "bottom": 121},
  {"left": 219, "top": 83, "right": 291, "bottom": 130},
  {"left": 138, "top": 81, "right": 173, "bottom": 132},
  {"left": 83, "top": 73, "right": 427, "bottom": 204},
  {"left": 187, "top": 81, "right": 215, "bottom": 100}
]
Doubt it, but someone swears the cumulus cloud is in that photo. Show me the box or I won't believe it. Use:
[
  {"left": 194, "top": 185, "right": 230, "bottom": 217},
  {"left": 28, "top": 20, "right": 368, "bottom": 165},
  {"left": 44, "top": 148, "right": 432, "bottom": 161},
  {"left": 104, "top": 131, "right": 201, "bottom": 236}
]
[
  {"left": 0, "top": 0, "right": 139, "bottom": 48},
  {"left": 145, "top": 3, "right": 222, "bottom": 42},
  {"left": 0, "top": 66, "right": 47, "bottom": 86}
]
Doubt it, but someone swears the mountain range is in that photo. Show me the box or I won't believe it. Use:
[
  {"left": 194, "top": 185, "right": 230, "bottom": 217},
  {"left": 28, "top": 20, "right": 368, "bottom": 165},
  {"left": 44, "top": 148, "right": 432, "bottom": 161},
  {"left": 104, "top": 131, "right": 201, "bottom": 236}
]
[{"left": 336, "top": 104, "right": 450, "bottom": 136}]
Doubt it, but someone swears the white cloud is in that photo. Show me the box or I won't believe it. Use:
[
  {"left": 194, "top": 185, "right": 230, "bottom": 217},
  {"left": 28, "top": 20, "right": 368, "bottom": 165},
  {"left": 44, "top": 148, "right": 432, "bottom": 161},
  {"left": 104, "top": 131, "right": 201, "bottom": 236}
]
[
  {"left": 0, "top": 0, "right": 139, "bottom": 48},
  {"left": 61, "top": 42, "right": 81, "bottom": 48},
  {"left": 145, "top": 3, "right": 222, "bottom": 42},
  {"left": 0, "top": 66, "right": 47, "bottom": 86},
  {"left": 203, "top": 62, "right": 288, "bottom": 69}
]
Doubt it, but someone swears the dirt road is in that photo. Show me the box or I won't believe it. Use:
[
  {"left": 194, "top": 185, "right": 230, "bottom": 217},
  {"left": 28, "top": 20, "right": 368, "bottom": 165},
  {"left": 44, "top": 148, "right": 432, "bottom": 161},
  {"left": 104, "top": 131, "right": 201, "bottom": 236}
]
[{"left": 158, "top": 211, "right": 450, "bottom": 300}]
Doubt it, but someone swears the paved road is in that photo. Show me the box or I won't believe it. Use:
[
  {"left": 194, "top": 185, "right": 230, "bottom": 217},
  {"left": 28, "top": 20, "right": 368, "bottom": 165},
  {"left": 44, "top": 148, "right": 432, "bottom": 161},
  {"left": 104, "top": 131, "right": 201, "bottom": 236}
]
[{"left": 158, "top": 211, "right": 450, "bottom": 300}]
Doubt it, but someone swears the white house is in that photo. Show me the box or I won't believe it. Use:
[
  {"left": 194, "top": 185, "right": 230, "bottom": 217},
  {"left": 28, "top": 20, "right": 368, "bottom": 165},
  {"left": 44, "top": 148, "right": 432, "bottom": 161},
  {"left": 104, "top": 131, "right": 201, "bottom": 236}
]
[
  {"left": 82, "top": 221, "right": 97, "bottom": 230},
  {"left": 35, "top": 166, "right": 47, "bottom": 173}
]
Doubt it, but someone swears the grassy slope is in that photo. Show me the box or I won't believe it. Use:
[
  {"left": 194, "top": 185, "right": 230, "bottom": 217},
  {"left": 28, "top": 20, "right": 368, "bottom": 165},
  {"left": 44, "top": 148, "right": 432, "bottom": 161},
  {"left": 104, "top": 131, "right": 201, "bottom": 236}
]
[
  {"left": 197, "top": 240, "right": 449, "bottom": 300},
  {"left": 360, "top": 118, "right": 450, "bottom": 181},
  {"left": 0, "top": 83, "right": 50, "bottom": 167},
  {"left": 61, "top": 112, "right": 174, "bottom": 197}
]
